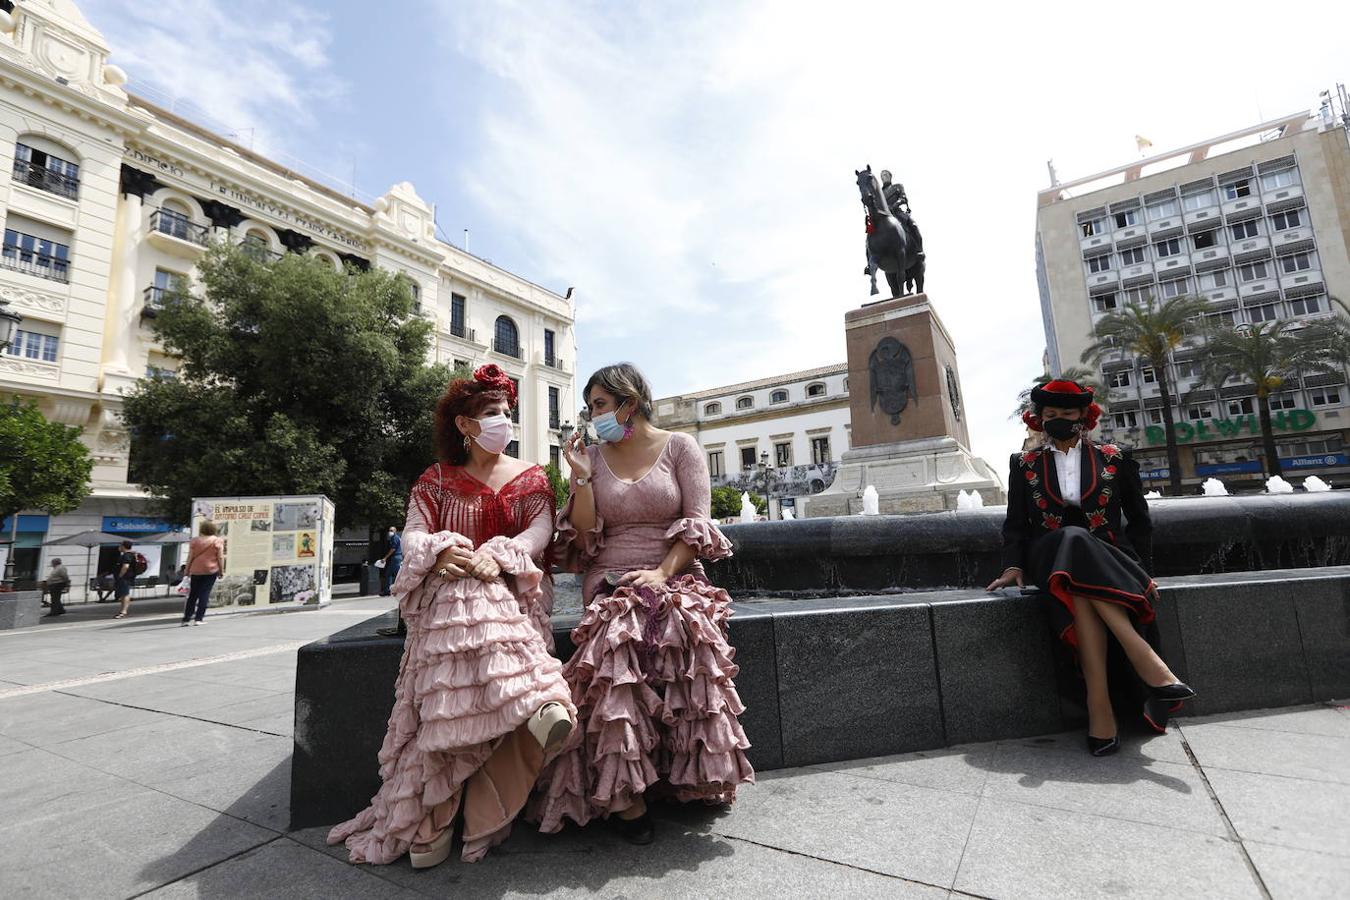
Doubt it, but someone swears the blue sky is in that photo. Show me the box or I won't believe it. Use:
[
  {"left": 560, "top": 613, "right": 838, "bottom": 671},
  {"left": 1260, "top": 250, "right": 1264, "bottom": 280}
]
[{"left": 82, "top": 0, "right": 1348, "bottom": 460}]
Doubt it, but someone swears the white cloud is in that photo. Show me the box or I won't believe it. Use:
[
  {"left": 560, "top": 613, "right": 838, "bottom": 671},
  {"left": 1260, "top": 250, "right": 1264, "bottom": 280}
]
[
  {"left": 434, "top": 0, "right": 1347, "bottom": 461},
  {"left": 81, "top": 0, "right": 341, "bottom": 157}
]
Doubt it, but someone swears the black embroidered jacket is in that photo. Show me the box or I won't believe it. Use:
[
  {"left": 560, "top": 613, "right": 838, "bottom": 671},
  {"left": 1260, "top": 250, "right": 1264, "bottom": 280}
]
[{"left": 1000, "top": 441, "right": 1153, "bottom": 574}]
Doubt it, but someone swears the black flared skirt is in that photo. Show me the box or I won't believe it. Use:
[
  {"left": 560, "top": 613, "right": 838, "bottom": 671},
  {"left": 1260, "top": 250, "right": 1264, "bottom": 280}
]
[{"left": 1028, "top": 524, "right": 1158, "bottom": 649}]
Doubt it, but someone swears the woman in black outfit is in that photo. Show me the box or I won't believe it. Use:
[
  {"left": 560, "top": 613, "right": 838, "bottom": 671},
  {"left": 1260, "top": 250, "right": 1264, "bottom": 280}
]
[{"left": 987, "top": 379, "right": 1195, "bottom": 756}]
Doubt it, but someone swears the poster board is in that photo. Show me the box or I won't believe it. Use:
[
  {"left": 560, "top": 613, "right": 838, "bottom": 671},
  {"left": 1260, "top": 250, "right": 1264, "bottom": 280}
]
[{"left": 191, "top": 495, "right": 334, "bottom": 607}]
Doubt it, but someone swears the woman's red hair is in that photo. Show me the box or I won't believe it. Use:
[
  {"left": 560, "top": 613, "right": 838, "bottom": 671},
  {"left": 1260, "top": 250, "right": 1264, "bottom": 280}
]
[{"left": 434, "top": 365, "right": 518, "bottom": 464}]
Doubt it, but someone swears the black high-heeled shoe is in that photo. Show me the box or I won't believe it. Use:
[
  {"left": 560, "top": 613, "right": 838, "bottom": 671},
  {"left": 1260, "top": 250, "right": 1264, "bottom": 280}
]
[
  {"left": 1087, "top": 735, "right": 1120, "bottom": 756},
  {"left": 1148, "top": 682, "right": 1196, "bottom": 702},
  {"left": 610, "top": 810, "right": 655, "bottom": 845}
]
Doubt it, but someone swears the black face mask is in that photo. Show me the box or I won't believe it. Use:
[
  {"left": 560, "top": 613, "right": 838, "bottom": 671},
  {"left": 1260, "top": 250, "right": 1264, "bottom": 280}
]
[{"left": 1043, "top": 417, "right": 1081, "bottom": 441}]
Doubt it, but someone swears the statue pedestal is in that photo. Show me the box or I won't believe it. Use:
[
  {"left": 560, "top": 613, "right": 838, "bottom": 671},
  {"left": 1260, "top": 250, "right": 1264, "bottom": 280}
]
[{"left": 804, "top": 293, "right": 1005, "bottom": 516}]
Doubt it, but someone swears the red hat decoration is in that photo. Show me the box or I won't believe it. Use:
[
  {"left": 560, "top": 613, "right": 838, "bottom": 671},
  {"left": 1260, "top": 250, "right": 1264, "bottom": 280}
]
[
  {"left": 473, "top": 364, "right": 517, "bottom": 406},
  {"left": 1030, "top": 379, "right": 1094, "bottom": 409}
]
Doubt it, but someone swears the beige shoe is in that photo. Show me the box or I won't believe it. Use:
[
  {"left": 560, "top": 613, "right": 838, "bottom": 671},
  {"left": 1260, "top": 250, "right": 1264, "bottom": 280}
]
[
  {"left": 409, "top": 829, "right": 452, "bottom": 869},
  {"left": 528, "top": 702, "right": 573, "bottom": 752}
]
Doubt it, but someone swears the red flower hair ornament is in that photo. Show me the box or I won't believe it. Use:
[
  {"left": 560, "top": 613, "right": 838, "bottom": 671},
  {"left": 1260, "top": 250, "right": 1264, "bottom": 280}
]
[{"left": 473, "top": 364, "right": 517, "bottom": 407}]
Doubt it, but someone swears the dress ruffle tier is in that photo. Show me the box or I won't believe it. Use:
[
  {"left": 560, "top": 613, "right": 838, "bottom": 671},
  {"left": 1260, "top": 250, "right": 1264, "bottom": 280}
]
[
  {"left": 529, "top": 573, "right": 754, "bottom": 833},
  {"left": 328, "top": 530, "right": 573, "bottom": 863}
]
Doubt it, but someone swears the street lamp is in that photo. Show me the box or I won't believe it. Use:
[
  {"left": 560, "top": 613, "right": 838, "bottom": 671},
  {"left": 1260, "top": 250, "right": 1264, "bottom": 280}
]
[
  {"left": 0, "top": 297, "right": 21, "bottom": 354},
  {"left": 757, "top": 450, "right": 774, "bottom": 521}
]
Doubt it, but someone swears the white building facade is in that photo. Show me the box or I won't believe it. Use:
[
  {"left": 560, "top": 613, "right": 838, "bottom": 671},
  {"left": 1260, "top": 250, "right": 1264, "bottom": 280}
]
[
  {"left": 0, "top": 1, "right": 576, "bottom": 588},
  {"left": 653, "top": 364, "right": 850, "bottom": 517},
  {"left": 1036, "top": 104, "right": 1350, "bottom": 490}
]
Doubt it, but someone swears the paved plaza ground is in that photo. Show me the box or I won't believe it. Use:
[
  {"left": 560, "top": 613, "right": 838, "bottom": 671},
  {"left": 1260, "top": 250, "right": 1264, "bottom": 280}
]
[{"left": 1, "top": 595, "right": 1346, "bottom": 899}]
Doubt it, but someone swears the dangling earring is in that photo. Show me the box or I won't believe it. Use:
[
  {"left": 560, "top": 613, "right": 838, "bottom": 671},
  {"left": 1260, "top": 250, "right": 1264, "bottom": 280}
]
[{"left": 463, "top": 435, "right": 472, "bottom": 449}]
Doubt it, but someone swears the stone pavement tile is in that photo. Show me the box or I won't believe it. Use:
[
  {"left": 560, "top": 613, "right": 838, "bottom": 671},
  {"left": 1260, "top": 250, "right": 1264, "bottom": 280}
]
[
  {"left": 169, "top": 662, "right": 299, "bottom": 692},
  {"left": 0, "top": 770, "right": 275, "bottom": 899},
  {"left": 953, "top": 797, "right": 1262, "bottom": 899},
  {"left": 66, "top": 674, "right": 286, "bottom": 717},
  {"left": 141, "top": 837, "right": 415, "bottom": 899},
  {"left": 808, "top": 744, "right": 995, "bottom": 795},
  {"left": 51, "top": 712, "right": 291, "bottom": 783},
  {"left": 1182, "top": 704, "right": 1350, "bottom": 739},
  {"left": 975, "top": 741, "right": 1226, "bottom": 837},
  {"left": 295, "top": 816, "right": 944, "bottom": 899},
  {"left": 999, "top": 727, "right": 1191, "bottom": 766},
  {"left": 0, "top": 691, "right": 166, "bottom": 746},
  {"left": 149, "top": 748, "right": 293, "bottom": 833},
  {"left": 663, "top": 768, "right": 977, "bottom": 888},
  {"left": 235, "top": 708, "right": 294, "bottom": 738},
  {"left": 0, "top": 731, "right": 32, "bottom": 756},
  {"left": 1180, "top": 721, "right": 1350, "bottom": 784},
  {"left": 1245, "top": 841, "right": 1350, "bottom": 900},
  {"left": 0, "top": 746, "right": 126, "bottom": 808},
  {"left": 1204, "top": 768, "right": 1350, "bottom": 857},
  {"left": 188, "top": 691, "right": 297, "bottom": 730}
]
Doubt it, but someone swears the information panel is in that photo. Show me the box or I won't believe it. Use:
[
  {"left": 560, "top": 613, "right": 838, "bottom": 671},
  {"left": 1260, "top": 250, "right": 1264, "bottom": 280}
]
[{"left": 190, "top": 495, "right": 335, "bottom": 607}]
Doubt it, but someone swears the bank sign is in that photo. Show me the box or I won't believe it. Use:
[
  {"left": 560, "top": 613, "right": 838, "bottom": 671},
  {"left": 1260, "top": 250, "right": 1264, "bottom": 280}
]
[
  {"left": 1144, "top": 409, "right": 1318, "bottom": 445},
  {"left": 1140, "top": 453, "right": 1349, "bottom": 480}
]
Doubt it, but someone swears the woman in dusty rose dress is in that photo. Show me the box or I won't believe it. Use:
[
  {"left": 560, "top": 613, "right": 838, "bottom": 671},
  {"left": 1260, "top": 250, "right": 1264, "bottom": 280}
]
[
  {"left": 531, "top": 363, "right": 754, "bottom": 844},
  {"left": 329, "top": 365, "right": 575, "bottom": 868}
]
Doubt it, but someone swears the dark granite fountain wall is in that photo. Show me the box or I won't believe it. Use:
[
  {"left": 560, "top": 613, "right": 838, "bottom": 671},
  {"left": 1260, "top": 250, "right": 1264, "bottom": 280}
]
[{"left": 708, "top": 493, "right": 1350, "bottom": 597}]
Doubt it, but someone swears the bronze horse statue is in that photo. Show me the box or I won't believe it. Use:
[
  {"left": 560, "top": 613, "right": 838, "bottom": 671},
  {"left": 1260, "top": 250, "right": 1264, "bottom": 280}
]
[{"left": 857, "top": 165, "right": 925, "bottom": 297}]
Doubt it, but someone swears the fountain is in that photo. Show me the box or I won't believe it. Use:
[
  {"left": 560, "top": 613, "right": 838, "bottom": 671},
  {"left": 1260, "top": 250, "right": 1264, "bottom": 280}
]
[
  {"left": 781, "top": 508, "right": 795, "bottom": 520},
  {"left": 739, "top": 491, "right": 757, "bottom": 523},
  {"left": 1265, "top": 475, "right": 1294, "bottom": 494},
  {"left": 955, "top": 489, "right": 985, "bottom": 510},
  {"left": 1144, "top": 490, "right": 1162, "bottom": 500},
  {"left": 860, "top": 485, "right": 880, "bottom": 516},
  {"left": 1202, "top": 478, "right": 1229, "bottom": 497},
  {"left": 1304, "top": 475, "right": 1332, "bottom": 493}
]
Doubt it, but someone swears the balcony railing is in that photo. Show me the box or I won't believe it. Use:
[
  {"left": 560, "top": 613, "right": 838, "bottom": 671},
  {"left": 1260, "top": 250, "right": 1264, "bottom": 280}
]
[
  {"left": 449, "top": 322, "right": 476, "bottom": 342},
  {"left": 150, "top": 209, "right": 210, "bottom": 246},
  {"left": 241, "top": 240, "right": 282, "bottom": 262},
  {"left": 142, "top": 285, "right": 187, "bottom": 317},
  {"left": 1, "top": 246, "right": 69, "bottom": 283},
  {"left": 11, "top": 159, "right": 79, "bottom": 200},
  {"left": 494, "top": 339, "right": 522, "bottom": 359},
  {"left": 549, "top": 413, "right": 561, "bottom": 430}
]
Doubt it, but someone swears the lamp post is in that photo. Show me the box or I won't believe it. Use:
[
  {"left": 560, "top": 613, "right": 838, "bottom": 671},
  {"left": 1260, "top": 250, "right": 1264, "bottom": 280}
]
[
  {"left": 0, "top": 297, "right": 21, "bottom": 354},
  {"left": 0, "top": 298, "right": 21, "bottom": 588},
  {"left": 757, "top": 450, "right": 774, "bottom": 521}
]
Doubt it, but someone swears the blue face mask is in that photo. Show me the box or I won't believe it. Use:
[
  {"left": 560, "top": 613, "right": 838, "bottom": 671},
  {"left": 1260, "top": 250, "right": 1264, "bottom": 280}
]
[{"left": 592, "top": 402, "right": 630, "bottom": 443}]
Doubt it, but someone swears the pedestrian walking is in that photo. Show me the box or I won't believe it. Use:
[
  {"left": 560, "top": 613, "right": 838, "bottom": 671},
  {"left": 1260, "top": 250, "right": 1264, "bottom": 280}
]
[
  {"left": 113, "top": 540, "right": 137, "bottom": 619},
  {"left": 182, "top": 521, "right": 225, "bottom": 626},
  {"left": 379, "top": 525, "right": 403, "bottom": 596},
  {"left": 40, "top": 558, "right": 70, "bottom": 618}
]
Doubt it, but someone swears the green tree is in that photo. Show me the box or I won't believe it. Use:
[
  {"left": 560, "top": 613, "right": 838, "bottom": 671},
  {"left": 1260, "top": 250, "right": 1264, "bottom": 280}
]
[
  {"left": 1010, "top": 366, "right": 1109, "bottom": 420},
  {"left": 1081, "top": 293, "right": 1209, "bottom": 496},
  {"left": 543, "top": 463, "right": 570, "bottom": 509},
  {"left": 710, "top": 485, "right": 742, "bottom": 520},
  {"left": 1198, "top": 319, "right": 1340, "bottom": 479},
  {"left": 122, "top": 245, "right": 452, "bottom": 529},
  {"left": 0, "top": 397, "right": 93, "bottom": 521}
]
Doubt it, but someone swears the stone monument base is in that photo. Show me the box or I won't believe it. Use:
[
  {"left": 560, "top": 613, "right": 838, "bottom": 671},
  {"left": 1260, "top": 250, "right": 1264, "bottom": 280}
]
[{"left": 802, "top": 436, "right": 1006, "bottom": 516}]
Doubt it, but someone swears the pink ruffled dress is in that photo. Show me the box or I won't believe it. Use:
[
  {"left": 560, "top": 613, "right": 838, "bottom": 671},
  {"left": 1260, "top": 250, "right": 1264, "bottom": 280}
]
[
  {"left": 328, "top": 464, "right": 575, "bottom": 864},
  {"left": 530, "top": 432, "right": 755, "bottom": 831}
]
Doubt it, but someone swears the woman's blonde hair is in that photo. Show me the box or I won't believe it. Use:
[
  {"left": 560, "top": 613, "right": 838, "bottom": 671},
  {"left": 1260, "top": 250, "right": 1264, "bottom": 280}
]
[
  {"left": 199, "top": 521, "right": 219, "bottom": 536},
  {"left": 583, "top": 362, "right": 654, "bottom": 419}
]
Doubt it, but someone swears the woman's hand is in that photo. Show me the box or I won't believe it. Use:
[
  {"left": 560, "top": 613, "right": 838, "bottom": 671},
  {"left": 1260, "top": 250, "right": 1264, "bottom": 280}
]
[
  {"left": 985, "top": 567, "right": 1024, "bottom": 592},
  {"left": 563, "top": 431, "right": 592, "bottom": 482},
  {"left": 619, "top": 568, "right": 672, "bottom": 590},
  {"left": 434, "top": 545, "right": 474, "bottom": 581},
  {"left": 464, "top": 549, "right": 501, "bottom": 582}
]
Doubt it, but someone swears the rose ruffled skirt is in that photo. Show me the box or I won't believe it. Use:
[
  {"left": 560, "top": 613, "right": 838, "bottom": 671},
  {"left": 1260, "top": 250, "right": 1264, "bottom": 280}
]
[
  {"left": 328, "top": 534, "right": 573, "bottom": 864},
  {"left": 529, "top": 575, "right": 754, "bottom": 832}
]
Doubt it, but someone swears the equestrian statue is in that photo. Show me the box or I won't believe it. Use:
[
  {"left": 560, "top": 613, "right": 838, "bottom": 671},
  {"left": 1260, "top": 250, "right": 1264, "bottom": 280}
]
[{"left": 857, "top": 166, "right": 925, "bottom": 297}]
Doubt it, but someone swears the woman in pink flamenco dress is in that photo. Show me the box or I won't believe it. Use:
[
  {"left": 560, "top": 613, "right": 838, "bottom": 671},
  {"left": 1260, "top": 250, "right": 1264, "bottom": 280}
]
[
  {"left": 531, "top": 363, "right": 754, "bottom": 844},
  {"left": 329, "top": 366, "right": 575, "bottom": 869}
]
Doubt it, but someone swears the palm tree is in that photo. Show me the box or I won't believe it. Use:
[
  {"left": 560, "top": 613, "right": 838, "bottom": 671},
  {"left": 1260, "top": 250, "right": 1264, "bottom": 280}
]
[
  {"left": 1009, "top": 366, "right": 1108, "bottom": 420},
  {"left": 1196, "top": 320, "right": 1339, "bottom": 479},
  {"left": 1081, "top": 293, "right": 1209, "bottom": 496}
]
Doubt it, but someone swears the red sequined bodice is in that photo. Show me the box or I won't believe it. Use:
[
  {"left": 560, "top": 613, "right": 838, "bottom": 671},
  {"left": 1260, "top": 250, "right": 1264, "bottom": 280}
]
[{"left": 409, "top": 463, "right": 555, "bottom": 547}]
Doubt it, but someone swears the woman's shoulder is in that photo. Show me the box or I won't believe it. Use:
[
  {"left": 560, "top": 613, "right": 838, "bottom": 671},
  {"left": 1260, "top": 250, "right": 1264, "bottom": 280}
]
[{"left": 666, "top": 430, "right": 699, "bottom": 457}]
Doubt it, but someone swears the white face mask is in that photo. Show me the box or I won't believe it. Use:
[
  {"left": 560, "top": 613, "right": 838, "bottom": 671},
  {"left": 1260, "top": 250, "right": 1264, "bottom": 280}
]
[{"left": 472, "top": 413, "right": 513, "bottom": 455}]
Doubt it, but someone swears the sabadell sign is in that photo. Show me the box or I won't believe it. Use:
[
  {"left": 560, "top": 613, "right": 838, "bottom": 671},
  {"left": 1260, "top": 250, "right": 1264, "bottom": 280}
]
[{"left": 1144, "top": 408, "right": 1317, "bottom": 445}]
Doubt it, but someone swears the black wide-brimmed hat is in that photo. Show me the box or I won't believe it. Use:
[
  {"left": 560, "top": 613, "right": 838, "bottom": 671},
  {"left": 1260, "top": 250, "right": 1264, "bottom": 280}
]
[{"left": 1030, "top": 379, "right": 1094, "bottom": 409}]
